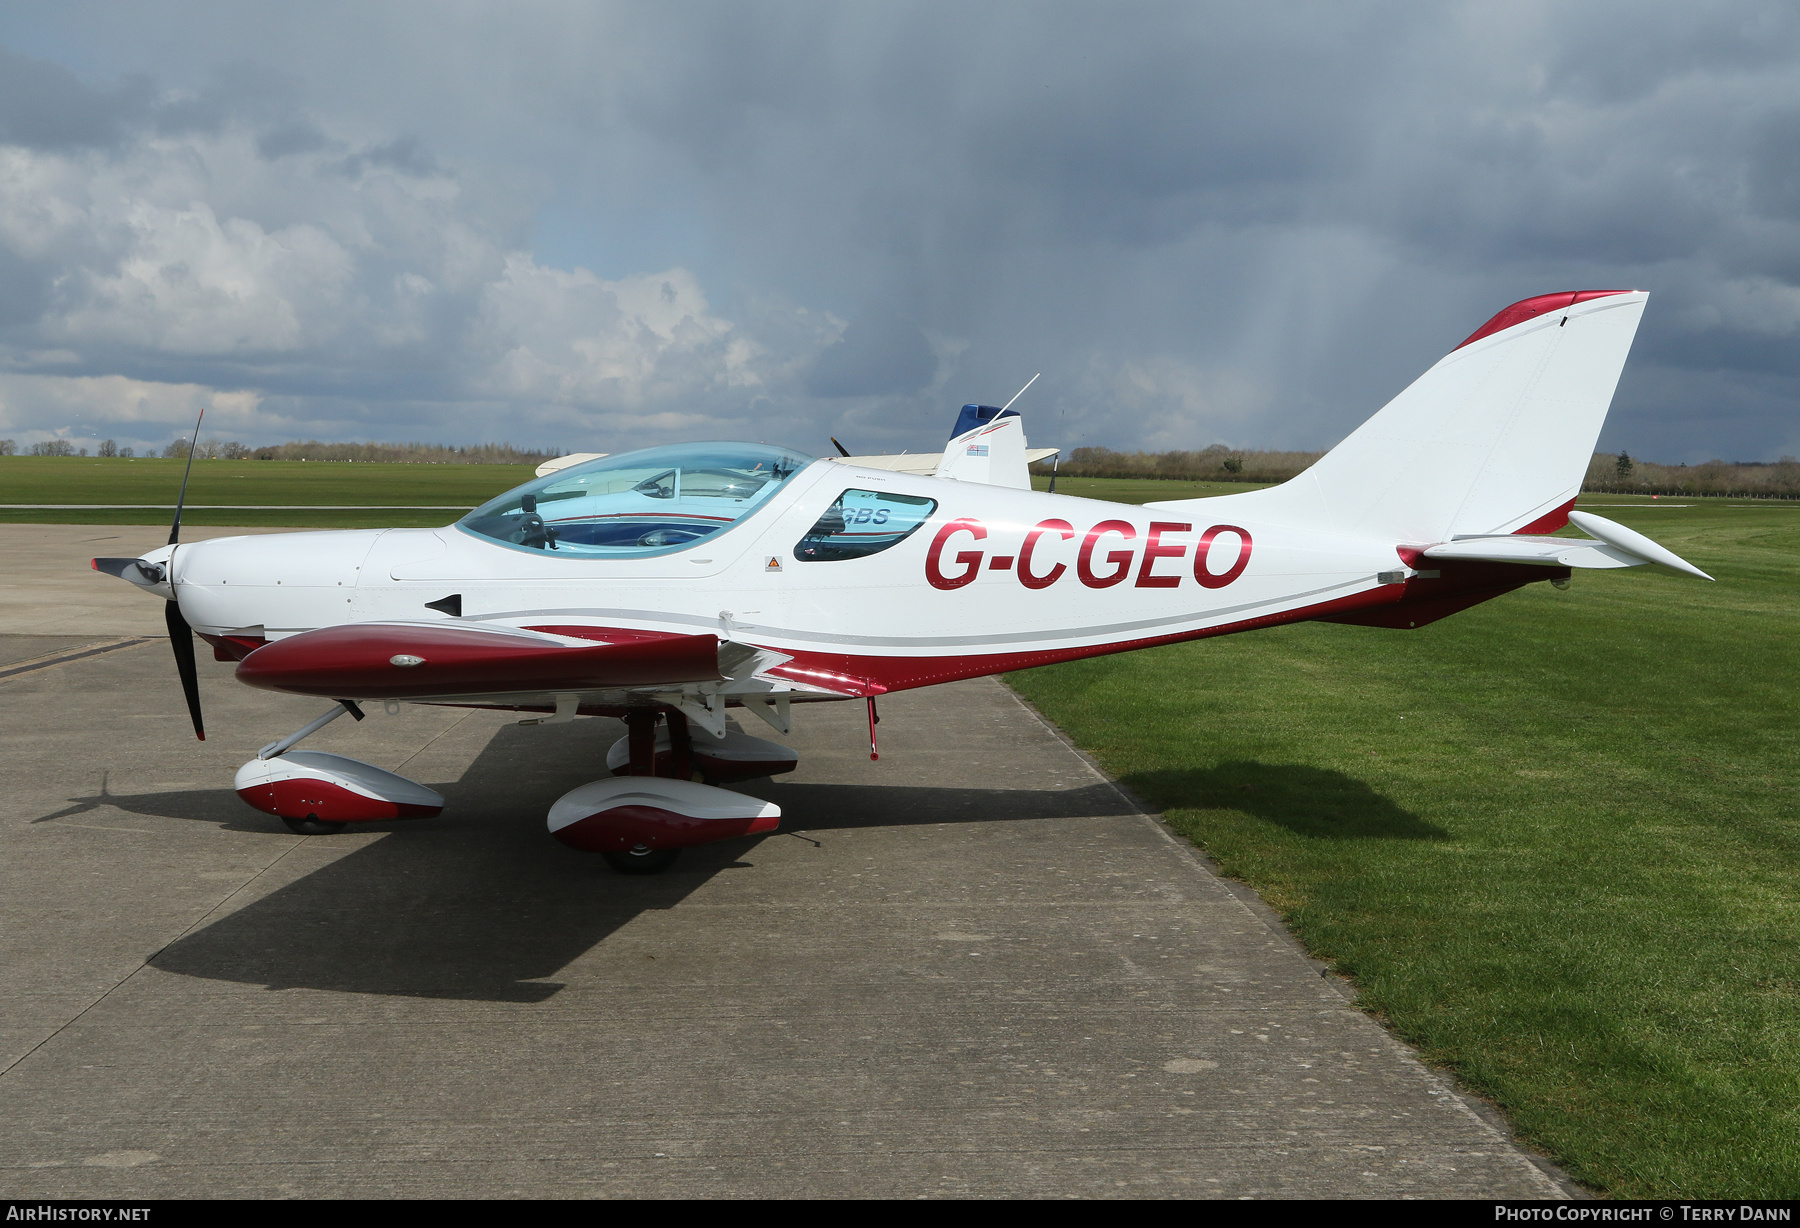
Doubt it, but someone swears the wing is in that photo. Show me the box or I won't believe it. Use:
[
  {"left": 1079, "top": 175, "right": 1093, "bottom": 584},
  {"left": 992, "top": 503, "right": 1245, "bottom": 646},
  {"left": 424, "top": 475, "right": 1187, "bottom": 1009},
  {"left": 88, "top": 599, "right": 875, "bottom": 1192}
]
[{"left": 235, "top": 620, "right": 734, "bottom": 700}]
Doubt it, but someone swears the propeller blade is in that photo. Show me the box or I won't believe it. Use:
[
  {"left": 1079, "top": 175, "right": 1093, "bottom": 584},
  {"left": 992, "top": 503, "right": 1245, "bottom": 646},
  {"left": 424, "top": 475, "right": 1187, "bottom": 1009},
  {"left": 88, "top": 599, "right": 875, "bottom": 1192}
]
[
  {"left": 165, "top": 599, "right": 206, "bottom": 741},
  {"left": 830, "top": 437, "right": 851, "bottom": 458},
  {"left": 169, "top": 406, "right": 205, "bottom": 546}
]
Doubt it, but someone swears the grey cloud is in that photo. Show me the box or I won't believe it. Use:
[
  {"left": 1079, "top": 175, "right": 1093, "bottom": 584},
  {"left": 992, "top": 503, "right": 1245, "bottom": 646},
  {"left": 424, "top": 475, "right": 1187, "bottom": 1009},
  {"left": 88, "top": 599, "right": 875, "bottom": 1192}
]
[
  {"left": 257, "top": 120, "right": 328, "bottom": 159},
  {"left": 4, "top": 2, "right": 1800, "bottom": 461},
  {"left": 0, "top": 45, "right": 148, "bottom": 148},
  {"left": 340, "top": 135, "right": 439, "bottom": 178},
  {"left": 806, "top": 314, "right": 935, "bottom": 398},
  {"left": 0, "top": 246, "right": 51, "bottom": 327}
]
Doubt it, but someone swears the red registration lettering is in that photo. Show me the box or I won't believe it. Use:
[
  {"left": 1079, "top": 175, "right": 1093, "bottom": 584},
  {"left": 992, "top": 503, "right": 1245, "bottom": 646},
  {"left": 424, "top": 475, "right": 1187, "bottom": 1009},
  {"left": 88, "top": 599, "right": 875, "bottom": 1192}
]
[
  {"left": 1077, "top": 520, "right": 1137, "bottom": 588},
  {"left": 925, "top": 518, "right": 987, "bottom": 590},
  {"left": 1194, "top": 524, "right": 1253, "bottom": 589},
  {"left": 1018, "top": 519, "right": 1074, "bottom": 590},
  {"left": 1135, "top": 521, "right": 1191, "bottom": 588}
]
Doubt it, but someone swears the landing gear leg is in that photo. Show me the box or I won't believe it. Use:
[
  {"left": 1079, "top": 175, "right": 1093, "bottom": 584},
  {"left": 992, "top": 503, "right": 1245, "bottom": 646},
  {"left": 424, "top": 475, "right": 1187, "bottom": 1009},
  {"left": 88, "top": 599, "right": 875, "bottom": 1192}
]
[
  {"left": 664, "top": 707, "right": 696, "bottom": 781},
  {"left": 608, "top": 707, "right": 682, "bottom": 875},
  {"left": 623, "top": 708, "right": 659, "bottom": 776}
]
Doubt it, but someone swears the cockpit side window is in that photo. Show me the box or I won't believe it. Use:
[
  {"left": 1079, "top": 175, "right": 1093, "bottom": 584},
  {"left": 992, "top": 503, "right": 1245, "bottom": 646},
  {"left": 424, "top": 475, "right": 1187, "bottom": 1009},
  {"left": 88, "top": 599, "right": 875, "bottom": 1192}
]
[
  {"left": 458, "top": 442, "right": 815, "bottom": 558},
  {"left": 794, "top": 489, "right": 938, "bottom": 562}
]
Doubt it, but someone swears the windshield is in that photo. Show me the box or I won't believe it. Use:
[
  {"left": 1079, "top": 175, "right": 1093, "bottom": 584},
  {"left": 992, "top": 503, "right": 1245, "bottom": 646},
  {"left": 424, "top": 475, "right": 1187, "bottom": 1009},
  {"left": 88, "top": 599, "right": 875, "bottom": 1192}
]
[{"left": 458, "top": 441, "right": 815, "bottom": 558}]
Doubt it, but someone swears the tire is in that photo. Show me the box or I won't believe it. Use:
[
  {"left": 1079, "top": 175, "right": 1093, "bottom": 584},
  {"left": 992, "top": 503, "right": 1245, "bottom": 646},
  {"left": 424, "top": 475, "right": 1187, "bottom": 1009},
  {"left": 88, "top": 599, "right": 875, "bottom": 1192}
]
[
  {"left": 283, "top": 814, "right": 349, "bottom": 835},
  {"left": 601, "top": 847, "right": 681, "bottom": 875}
]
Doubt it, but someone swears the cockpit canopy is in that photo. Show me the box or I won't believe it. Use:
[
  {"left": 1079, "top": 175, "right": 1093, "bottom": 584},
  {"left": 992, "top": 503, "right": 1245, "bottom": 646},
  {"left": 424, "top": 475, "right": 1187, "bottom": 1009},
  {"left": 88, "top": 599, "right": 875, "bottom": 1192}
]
[{"left": 458, "top": 441, "right": 815, "bottom": 557}]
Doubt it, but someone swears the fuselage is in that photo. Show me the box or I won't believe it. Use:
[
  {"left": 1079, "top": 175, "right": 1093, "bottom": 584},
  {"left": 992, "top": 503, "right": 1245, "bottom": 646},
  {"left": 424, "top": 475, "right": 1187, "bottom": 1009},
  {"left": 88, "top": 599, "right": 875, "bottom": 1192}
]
[{"left": 164, "top": 453, "right": 1418, "bottom": 700}]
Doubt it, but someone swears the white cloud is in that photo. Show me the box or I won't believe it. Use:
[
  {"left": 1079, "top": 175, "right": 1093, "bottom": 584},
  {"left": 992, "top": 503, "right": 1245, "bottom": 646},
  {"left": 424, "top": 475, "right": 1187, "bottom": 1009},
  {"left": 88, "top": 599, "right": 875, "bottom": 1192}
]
[
  {"left": 0, "top": 126, "right": 504, "bottom": 361},
  {"left": 0, "top": 113, "right": 847, "bottom": 449},
  {"left": 54, "top": 200, "right": 352, "bottom": 354},
  {"left": 0, "top": 371, "right": 259, "bottom": 450},
  {"left": 478, "top": 258, "right": 745, "bottom": 404}
]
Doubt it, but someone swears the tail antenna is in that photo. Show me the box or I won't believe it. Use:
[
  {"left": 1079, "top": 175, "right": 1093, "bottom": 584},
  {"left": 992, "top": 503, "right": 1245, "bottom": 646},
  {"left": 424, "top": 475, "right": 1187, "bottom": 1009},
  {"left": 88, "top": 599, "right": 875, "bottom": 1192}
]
[
  {"left": 1001, "top": 373, "right": 1039, "bottom": 413},
  {"left": 168, "top": 407, "right": 206, "bottom": 547}
]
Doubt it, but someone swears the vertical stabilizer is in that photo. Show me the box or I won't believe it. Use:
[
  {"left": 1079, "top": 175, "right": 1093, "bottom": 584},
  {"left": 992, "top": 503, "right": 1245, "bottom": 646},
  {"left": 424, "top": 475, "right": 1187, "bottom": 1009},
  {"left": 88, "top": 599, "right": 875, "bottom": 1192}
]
[
  {"left": 1148, "top": 290, "right": 1648, "bottom": 544},
  {"left": 935, "top": 405, "right": 1031, "bottom": 489}
]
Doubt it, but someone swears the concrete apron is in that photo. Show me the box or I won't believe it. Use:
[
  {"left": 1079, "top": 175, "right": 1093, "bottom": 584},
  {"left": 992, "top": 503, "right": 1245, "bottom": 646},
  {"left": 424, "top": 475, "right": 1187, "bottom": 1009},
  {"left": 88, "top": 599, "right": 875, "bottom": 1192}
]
[{"left": 0, "top": 532, "right": 1564, "bottom": 1199}]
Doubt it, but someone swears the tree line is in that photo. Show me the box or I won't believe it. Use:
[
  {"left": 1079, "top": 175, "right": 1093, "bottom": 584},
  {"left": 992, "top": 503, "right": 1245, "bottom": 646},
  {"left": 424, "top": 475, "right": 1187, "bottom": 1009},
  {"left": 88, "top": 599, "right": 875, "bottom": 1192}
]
[
  {"left": 1033, "top": 445, "right": 1800, "bottom": 498},
  {"left": 1582, "top": 451, "right": 1800, "bottom": 498},
  {"left": 6, "top": 434, "right": 1798, "bottom": 498},
  {"left": 1033, "top": 444, "right": 1324, "bottom": 483}
]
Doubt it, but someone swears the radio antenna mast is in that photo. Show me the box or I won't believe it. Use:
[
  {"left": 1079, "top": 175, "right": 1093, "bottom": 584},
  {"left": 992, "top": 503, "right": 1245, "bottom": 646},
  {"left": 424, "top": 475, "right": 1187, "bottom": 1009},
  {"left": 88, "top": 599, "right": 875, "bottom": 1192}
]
[{"left": 1000, "top": 373, "right": 1039, "bottom": 412}]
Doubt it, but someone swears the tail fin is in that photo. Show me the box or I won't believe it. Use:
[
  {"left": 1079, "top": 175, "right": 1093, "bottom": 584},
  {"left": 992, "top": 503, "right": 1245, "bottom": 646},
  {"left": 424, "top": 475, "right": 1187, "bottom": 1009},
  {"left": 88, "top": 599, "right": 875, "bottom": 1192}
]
[
  {"left": 1156, "top": 290, "right": 1648, "bottom": 543},
  {"left": 935, "top": 404, "right": 1031, "bottom": 489}
]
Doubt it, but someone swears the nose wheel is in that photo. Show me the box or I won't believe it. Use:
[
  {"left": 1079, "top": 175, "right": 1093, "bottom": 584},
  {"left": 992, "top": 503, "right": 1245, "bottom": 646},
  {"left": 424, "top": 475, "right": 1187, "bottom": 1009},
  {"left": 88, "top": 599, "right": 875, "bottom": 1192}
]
[
  {"left": 601, "top": 846, "right": 682, "bottom": 875},
  {"left": 283, "top": 815, "right": 348, "bottom": 835}
]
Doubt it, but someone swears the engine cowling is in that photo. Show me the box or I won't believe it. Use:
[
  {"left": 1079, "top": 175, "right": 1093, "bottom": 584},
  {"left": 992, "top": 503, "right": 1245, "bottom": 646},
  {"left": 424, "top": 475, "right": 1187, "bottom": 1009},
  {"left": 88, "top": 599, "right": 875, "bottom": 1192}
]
[
  {"left": 605, "top": 727, "right": 797, "bottom": 783},
  {"left": 235, "top": 751, "right": 444, "bottom": 823},
  {"left": 548, "top": 777, "right": 779, "bottom": 853}
]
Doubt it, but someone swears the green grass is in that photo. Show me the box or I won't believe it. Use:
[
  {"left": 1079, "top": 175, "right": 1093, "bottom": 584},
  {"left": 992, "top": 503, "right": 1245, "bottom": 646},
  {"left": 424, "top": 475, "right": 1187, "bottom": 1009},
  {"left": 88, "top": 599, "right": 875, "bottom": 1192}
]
[
  {"left": 0, "top": 507, "right": 462, "bottom": 528},
  {"left": 1008, "top": 496, "right": 1800, "bottom": 1197},
  {"left": 0, "top": 455, "right": 532, "bottom": 509}
]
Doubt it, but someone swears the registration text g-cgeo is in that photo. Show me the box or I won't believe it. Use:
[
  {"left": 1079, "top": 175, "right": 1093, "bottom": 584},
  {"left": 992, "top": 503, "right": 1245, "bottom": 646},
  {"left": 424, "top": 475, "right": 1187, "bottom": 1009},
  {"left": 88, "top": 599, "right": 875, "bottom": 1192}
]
[{"left": 925, "top": 518, "right": 1253, "bottom": 592}]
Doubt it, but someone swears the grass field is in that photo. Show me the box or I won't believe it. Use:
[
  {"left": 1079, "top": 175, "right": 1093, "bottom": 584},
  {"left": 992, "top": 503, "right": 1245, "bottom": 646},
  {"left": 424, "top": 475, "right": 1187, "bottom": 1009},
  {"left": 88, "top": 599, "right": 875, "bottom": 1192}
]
[
  {"left": 1009, "top": 491, "right": 1800, "bottom": 1197},
  {"left": 10, "top": 457, "right": 1797, "bottom": 1193},
  {"left": 0, "top": 455, "right": 534, "bottom": 527},
  {"left": 0, "top": 459, "right": 1256, "bottom": 527}
]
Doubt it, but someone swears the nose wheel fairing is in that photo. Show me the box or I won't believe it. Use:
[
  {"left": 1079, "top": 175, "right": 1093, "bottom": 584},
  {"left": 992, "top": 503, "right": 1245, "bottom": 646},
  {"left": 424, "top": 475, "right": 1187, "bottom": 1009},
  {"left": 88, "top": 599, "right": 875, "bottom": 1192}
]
[{"left": 234, "top": 750, "right": 445, "bottom": 824}]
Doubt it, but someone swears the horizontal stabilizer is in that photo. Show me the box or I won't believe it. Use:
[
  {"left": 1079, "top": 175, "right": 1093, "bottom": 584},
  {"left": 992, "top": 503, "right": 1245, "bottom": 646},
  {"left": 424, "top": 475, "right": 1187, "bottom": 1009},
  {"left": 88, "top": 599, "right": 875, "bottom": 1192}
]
[
  {"left": 1423, "top": 510, "right": 1712, "bottom": 579},
  {"left": 1568, "top": 511, "right": 1713, "bottom": 580},
  {"left": 1422, "top": 536, "right": 1640, "bottom": 569},
  {"left": 533, "top": 452, "right": 609, "bottom": 477},
  {"left": 834, "top": 447, "right": 1058, "bottom": 475}
]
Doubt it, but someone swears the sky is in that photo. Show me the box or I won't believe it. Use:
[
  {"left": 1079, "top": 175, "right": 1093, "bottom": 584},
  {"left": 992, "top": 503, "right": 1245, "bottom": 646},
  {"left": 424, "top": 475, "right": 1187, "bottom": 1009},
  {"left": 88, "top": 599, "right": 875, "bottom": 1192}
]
[{"left": 1, "top": 1, "right": 1798, "bottom": 463}]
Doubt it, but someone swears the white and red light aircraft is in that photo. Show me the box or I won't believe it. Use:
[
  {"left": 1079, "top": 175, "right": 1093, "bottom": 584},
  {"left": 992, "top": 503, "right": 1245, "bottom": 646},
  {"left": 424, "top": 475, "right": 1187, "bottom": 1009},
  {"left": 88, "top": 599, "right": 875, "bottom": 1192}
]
[{"left": 95, "top": 290, "right": 1709, "bottom": 872}]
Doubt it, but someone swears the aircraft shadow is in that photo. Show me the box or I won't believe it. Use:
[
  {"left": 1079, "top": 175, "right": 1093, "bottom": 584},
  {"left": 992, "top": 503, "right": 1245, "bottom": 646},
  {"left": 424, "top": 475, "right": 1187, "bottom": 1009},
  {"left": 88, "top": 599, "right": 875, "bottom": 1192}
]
[
  {"left": 1120, "top": 761, "right": 1446, "bottom": 840},
  {"left": 38, "top": 719, "right": 1140, "bottom": 1003},
  {"left": 750, "top": 779, "right": 1137, "bottom": 830}
]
